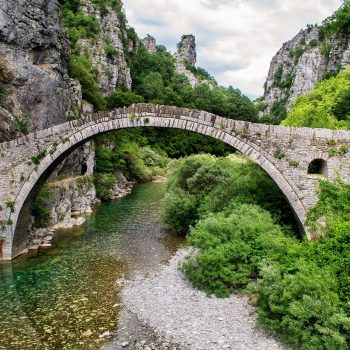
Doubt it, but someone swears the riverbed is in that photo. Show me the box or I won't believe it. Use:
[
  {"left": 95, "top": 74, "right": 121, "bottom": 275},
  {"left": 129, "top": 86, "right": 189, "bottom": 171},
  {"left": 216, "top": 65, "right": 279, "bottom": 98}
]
[{"left": 0, "top": 183, "right": 185, "bottom": 350}]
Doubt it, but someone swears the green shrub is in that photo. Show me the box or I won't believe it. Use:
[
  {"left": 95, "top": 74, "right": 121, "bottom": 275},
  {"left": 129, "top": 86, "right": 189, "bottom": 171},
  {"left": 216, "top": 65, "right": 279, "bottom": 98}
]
[
  {"left": 106, "top": 90, "right": 144, "bottom": 109},
  {"left": 30, "top": 150, "right": 47, "bottom": 165},
  {"left": 62, "top": 8, "right": 100, "bottom": 43},
  {"left": 68, "top": 54, "right": 106, "bottom": 110},
  {"left": 12, "top": 116, "right": 29, "bottom": 134},
  {"left": 322, "top": 1, "right": 350, "bottom": 35},
  {"left": 163, "top": 154, "right": 297, "bottom": 234},
  {"left": 309, "top": 39, "right": 318, "bottom": 48},
  {"left": 105, "top": 44, "right": 118, "bottom": 59},
  {"left": 94, "top": 173, "right": 117, "bottom": 201},
  {"left": 328, "top": 147, "right": 338, "bottom": 157},
  {"left": 32, "top": 185, "right": 53, "bottom": 225},
  {"left": 289, "top": 159, "right": 299, "bottom": 167},
  {"left": 274, "top": 150, "right": 286, "bottom": 159},
  {"left": 182, "top": 204, "right": 291, "bottom": 297},
  {"left": 339, "top": 144, "right": 349, "bottom": 155},
  {"left": 162, "top": 188, "right": 198, "bottom": 233},
  {"left": 257, "top": 262, "right": 350, "bottom": 349}
]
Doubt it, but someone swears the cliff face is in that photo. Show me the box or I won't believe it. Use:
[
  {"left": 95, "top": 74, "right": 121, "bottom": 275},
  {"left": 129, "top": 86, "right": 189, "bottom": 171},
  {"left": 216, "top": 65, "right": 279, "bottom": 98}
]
[
  {"left": 0, "top": 0, "right": 74, "bottom": 141},
  {"left": 79, "top": 0, "right": 132, "bottom": 96},
  {"left": 261, "top": 27, "right": 350, "bottom": 118}
]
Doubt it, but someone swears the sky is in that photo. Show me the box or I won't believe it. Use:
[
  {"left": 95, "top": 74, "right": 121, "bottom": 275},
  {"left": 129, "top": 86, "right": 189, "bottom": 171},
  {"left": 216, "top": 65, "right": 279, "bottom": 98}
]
[{"left": 124, "top": 0, "right": 342, "bottom": 99}]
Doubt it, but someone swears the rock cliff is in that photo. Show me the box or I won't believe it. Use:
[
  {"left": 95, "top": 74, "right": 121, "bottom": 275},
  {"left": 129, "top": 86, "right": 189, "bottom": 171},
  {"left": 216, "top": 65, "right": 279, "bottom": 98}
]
[
  {"left": 174, "top": 35, "right": 200, "bottom": 87},
  {"left": 142, "top": 35, "right": 157, "bottom": 54},
  {"left": 261, "top": 26, "right": 350, "bottom": 119},
  {"left": 0, "top": 0, "right": 74, "bottom": 141},
  {"left": 79, "top": 0, "right": 132, "bottom": 96}
]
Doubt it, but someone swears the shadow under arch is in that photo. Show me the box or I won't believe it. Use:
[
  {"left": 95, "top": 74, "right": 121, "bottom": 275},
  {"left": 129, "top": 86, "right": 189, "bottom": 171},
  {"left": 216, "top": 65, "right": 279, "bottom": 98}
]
[{"left": 8, "top": 110, "right": 307, "bottom": 259}]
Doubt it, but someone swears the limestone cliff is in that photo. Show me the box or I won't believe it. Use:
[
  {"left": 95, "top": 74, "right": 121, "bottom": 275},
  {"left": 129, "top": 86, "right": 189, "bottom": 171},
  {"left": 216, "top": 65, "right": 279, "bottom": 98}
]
[
  {"left": 0, "top": 0, "right": 74, "bottom": 141},
  {"left": 79, "top": 0, "right": 132, "bottom": 96},
  {"left": 174, "top": 35, "right": 200, "bottom": 87},
  {"left": 142, "top": 35, "right": 157, "bottom": 54},
  {"left": 261, "top": 27, "right": 350, "bottom": 119}
]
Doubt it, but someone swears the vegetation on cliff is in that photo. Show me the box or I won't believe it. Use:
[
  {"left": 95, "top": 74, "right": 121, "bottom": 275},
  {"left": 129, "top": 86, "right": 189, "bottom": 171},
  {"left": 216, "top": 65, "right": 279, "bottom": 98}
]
[
  {"left": 321, "top": 0, "right": 350, "bottom": 35},
  {"left": 282, "top": 67, "right": 350, "bottom": 129}
]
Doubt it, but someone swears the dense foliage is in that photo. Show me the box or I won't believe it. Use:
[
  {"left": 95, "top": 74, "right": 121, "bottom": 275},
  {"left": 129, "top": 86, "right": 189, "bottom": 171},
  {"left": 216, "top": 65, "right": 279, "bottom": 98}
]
[
  {"left": 282, "top": 67, "right": 350, "bottom": 129},
  {"left": 129, "top": 46, "right": 258, "bottom": 121},
  {"left": 163, "top": 154, "right": 350, "bottom": 349},
  {"left": 322, "top": 0, "right": 350, "bottom": 35},
  {"left": 163, "top": 154, "right": 297, "bottom": 234}
]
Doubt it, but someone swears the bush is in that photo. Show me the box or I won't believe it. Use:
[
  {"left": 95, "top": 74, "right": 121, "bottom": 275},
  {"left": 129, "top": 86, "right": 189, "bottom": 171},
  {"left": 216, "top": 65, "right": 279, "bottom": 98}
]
[
  {"left": 257, "top": 262, "right": 350, "bottom": 349},
  {"left": 105, "top": 44, "right": 118, "bottom": 59},
  {"left": 163, "top": 154, "right": 298, "bottom": 234},
  {"left": 62, "top": 8, "right": 100, "bottom": 43},
  {"left": 94, "top": 173, "right": 117, "bottom": 201},
  {"left": 32, "top": 185, "right": 52, "bottom": 225},
  {"left": 68, "top": 54, "right": 106, "bottom": 110},
  {"left": 106, "top": 90, "right": 144, "bottom": 109},
  {"left": 182, "top": 204, "right": 291, "bottom": 297},
  {"left": 309, "top": 39, "right": 318, "bottom": 48},
  {"left": 322, "top": 1, "right": 350, "bottom": 35},
  {"left": 162, "top": 188, "right": 198, "bottom": 233}
]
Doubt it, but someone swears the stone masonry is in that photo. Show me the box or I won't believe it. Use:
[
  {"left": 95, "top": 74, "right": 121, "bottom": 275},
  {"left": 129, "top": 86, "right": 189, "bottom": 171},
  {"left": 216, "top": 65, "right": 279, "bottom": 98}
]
[{"left": 1, "top": 104, "right": 350, "bottom": 260}]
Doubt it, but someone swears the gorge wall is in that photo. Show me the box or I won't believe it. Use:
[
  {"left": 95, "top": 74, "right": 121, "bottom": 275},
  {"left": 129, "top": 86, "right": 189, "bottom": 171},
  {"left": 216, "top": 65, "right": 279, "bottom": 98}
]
[{"left": 260, "top": 26, "right": 350, "bottom": 120}]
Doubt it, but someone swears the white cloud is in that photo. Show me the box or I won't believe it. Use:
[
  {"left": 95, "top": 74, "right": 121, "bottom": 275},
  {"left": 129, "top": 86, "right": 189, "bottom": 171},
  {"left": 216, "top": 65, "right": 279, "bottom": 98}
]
[{"left": 124, "top": 0, "right": 342, "bottom": 99}]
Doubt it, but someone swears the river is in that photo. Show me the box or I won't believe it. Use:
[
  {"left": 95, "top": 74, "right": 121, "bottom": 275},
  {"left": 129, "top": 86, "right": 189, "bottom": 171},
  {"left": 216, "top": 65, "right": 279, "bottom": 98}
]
[{"left": 0, "top": 183, "right": 185, "bottom": 350}]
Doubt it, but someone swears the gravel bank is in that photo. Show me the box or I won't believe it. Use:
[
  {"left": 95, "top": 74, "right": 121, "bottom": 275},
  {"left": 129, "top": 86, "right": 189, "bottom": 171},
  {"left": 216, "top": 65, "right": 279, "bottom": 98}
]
[{"left": 122, "top": 249, "right": 286, "bottom": 350}]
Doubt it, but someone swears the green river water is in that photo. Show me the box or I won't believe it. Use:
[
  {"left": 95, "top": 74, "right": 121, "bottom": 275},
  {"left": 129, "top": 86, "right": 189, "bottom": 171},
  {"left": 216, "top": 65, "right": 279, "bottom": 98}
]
[{"left": 0, "top": 183, "right": 185, "bottom": 350}]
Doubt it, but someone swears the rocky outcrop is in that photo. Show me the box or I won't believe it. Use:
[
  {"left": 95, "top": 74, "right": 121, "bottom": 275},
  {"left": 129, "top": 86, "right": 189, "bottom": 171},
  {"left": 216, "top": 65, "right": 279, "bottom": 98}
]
[
  {"left": 175, "top": 61, "right": 199, "bottom": 88},
  {"left": 79, "top": 0, "right": 132, "bottom": 95},
  {"left": 176, "top": 35, "right": 197, "bottom": 65},
  {"left": 0, "top": 0, "right": 75, "bottom": 141},
  {"left": 141, "top": 34, "right": 202, "bottom": 87},
  {"left": 174, "top": 35, "right": 200, "bottom": 87},
  {"left": 111, "top": 172, "right": 134, "bottom": 199},
  {"left": 48, "top": 175, "right": 98, "bottom": 230},
  {"left": 142, "top": 35, "right": 157, "bottom": 54},
  {"left": 261, "top": 27, "right": 350, "bottom": 117}
]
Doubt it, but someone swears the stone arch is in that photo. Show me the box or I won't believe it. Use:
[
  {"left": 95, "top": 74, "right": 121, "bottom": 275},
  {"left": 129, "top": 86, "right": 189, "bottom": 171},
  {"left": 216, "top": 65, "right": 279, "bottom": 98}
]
[
  {"left": 81, "top": 163, "right": 88, "bottom": 175},
  {"left": 308, "top": 158, "right": 328, "bottom": 176},
  {"left": 5, "top": 110, "right": 308, "bottom": 260}
]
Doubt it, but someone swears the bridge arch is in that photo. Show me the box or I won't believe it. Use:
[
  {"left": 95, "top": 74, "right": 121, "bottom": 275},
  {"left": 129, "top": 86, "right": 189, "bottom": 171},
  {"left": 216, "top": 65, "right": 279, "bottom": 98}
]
[
  {"left": 3, "top": 103, "right": 347, "bottom": 260},
  {"left": 1, "top": 105, "right": 310, "bottom": 260}
]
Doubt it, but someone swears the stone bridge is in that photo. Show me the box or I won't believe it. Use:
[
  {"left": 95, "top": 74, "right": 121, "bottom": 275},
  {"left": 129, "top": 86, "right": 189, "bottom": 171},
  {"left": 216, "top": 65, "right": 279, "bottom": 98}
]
[{"left": 1, "top": 103, "right": 350, "bottom": 260}]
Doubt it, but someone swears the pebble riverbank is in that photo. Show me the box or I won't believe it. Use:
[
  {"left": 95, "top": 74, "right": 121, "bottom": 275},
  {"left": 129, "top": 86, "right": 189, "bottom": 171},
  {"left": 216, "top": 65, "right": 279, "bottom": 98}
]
[{"left": 118, "top": 249, "right": 286, "bottom": 350}]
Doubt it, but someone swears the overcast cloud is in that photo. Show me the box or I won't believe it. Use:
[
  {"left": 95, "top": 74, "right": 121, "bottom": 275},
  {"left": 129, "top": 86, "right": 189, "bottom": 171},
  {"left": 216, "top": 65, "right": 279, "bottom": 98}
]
[{"left": 124, "top": 0, "right": 342, "bottom": 99}]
